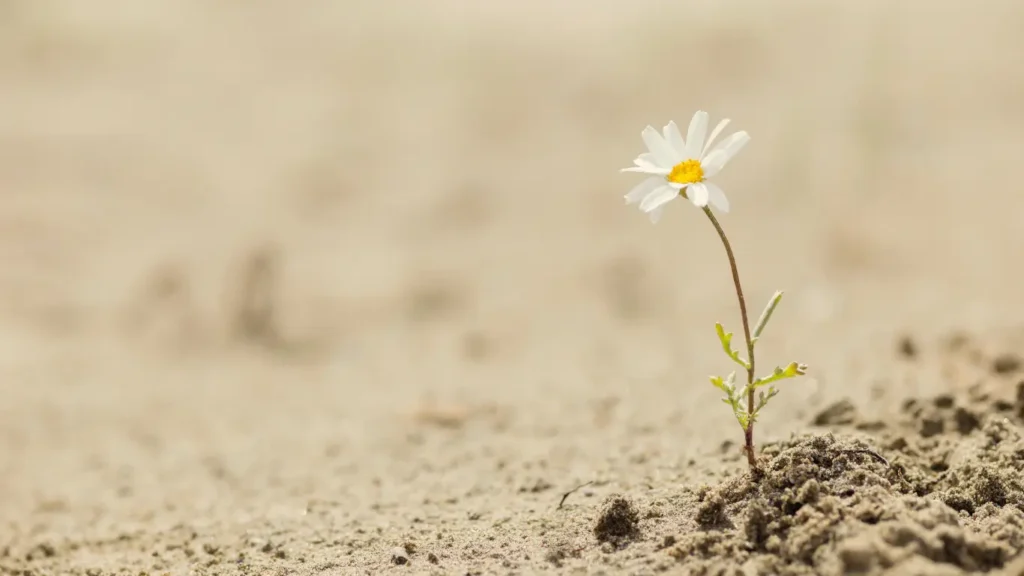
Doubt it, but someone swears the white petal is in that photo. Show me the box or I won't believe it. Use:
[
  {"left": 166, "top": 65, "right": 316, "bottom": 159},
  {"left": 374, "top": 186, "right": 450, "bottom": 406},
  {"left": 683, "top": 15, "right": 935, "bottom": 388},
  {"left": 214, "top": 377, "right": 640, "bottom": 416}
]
[
  {"left": 636, "top": 156, "right": 670, "bottom": 172},
  {"left": 701, "top": 118, "right": 731, "bottom": 159},
  {"left": 663, "top": 121, "right": 686, "bottom": 162},
  {"left": 706, "top": 181, "right": 730, "bottom": 213},
  {"left": 635, "top": 152, "right": 657, "bottom": 166},
  {"left": 700, "top": 131, "right": 750, "bottom": 178},
  {"left": 648, "top": 206, "right": 666, "bottom": 224},
  {"left": 624, "top": 176, "right": 663, "bottom": 205},
  {"left": 687, "top": 182, "right": 709, "bottom": 207},
  {"left": 641, "top": 126, "right": 677, "bottom": 167},
  {"left": 684, "top": 111, "right": 709, "bottom": 160},
  {"left": 638, "top": 185, "right": 679, "bottom": 213},
  {"left": 620, "top": 162, "right": 670, "bottom": 175}
]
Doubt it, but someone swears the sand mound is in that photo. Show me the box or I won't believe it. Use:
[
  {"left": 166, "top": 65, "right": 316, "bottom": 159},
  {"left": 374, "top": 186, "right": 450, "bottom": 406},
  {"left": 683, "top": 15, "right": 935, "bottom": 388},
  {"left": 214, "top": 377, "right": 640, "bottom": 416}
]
[{"left": 663, "top": 365, "right": 1024, "bottom": 575}]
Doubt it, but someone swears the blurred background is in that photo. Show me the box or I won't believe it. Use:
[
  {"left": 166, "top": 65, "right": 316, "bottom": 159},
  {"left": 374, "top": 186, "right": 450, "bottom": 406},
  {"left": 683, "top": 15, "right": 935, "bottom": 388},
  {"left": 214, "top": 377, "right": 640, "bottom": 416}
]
[{"left": 2, "top": 0, "right": 1024, "bottom": 567}]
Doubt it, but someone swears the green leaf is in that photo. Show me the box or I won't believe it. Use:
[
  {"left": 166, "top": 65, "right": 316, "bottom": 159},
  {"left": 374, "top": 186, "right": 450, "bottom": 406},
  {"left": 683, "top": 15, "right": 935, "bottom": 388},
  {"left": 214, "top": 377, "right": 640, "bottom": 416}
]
[
  {"left": 715, "top": 322, "right": 751, "bottom": 370},
  {"left": 752, "top": 362, "right": 809, "bottom": 388},
  {"left": 755, "top": 385, "right": 779, "bottom": 413},
  {"left": 753, "top": 291, "right": 784, "bottom": 341},
  {"left": 735, "top": 383, "right": 750, "bottom": 403},
  {"left": 736, "top": 411, "right": 749, "bottom": 429},
  {"left": 710, "top": 371, "right": 739, "bottom": 394}
]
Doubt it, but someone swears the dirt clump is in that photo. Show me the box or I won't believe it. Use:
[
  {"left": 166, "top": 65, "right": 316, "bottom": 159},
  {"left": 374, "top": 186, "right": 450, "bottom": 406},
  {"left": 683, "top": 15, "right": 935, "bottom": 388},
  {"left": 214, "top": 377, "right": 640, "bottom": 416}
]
[
  {"left": 593, "top": 494, "right": 641, "bottom": 546},
  {"left": 667, "top": 349, "right": 1024, "bottom": 575},
  {"left": 992, "top": 354, "right": 1022, "bottom": 375},
  {"left": 695, "top": 489, "right": 731, "bottom": 529},
  {"left": 669, "top": 430, "right": 1024, "bottom": 575},
  {"left": 812, "top": 399, "right": 859, "bottom": 427}
]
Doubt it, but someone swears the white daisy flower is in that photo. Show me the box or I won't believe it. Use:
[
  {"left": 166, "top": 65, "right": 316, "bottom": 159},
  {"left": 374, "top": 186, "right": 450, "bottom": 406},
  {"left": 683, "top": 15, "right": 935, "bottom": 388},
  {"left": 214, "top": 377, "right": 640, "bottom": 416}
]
[{"left": 621, "top": 110, "right": 750, "bottom": 223}]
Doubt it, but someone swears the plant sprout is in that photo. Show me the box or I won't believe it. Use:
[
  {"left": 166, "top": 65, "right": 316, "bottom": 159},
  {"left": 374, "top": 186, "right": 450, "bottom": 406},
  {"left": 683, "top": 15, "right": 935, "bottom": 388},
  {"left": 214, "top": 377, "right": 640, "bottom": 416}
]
[{"left": 621, "top": 110, "right": 808, "bottom": 472}]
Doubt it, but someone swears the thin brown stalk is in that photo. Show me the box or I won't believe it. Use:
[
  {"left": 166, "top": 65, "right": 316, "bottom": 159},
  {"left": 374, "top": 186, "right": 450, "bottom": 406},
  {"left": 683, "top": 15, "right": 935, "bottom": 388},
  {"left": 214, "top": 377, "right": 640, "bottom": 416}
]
[{"left": 702, "top": 207, "right": 758, "bottom": 471}]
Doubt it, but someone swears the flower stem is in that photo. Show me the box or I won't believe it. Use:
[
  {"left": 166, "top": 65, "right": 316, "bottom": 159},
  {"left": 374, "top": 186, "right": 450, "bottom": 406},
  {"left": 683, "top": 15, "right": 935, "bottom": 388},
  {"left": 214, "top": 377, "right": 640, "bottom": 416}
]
[{"left": 702, "top": 207, "right": 758, "bottom": 472}]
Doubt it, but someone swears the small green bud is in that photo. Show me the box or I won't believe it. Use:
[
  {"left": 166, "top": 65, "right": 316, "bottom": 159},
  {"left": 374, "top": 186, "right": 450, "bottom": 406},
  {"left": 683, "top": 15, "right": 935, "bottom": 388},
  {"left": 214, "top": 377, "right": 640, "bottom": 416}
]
[{"left": 783, "top": 362, "right": 808, "bottom": 377}]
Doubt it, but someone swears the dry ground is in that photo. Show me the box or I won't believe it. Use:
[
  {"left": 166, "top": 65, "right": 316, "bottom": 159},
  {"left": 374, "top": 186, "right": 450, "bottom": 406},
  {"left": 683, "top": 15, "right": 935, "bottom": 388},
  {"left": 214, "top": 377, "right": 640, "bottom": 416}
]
[{"left": 2, "top": 1, "right": 1024, "bottom": 574}]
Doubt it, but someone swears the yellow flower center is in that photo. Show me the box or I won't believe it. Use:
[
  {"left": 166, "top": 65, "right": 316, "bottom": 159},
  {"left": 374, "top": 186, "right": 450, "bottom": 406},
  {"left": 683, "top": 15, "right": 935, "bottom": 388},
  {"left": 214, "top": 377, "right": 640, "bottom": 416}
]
[{"left": 667, "top": 159, "right": 704, "bottom": 186}]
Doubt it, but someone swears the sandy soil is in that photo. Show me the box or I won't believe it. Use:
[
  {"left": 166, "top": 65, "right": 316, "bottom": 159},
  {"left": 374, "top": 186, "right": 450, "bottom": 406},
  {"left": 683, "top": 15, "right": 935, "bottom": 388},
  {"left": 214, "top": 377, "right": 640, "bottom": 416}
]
[{"left": 3, "top": 2, "right": 1024, "bottom": 575}]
